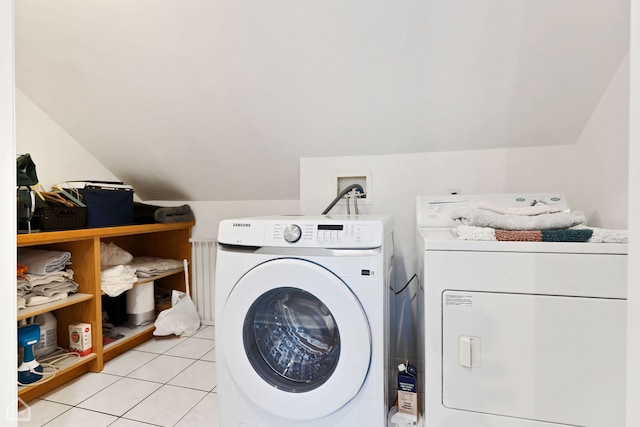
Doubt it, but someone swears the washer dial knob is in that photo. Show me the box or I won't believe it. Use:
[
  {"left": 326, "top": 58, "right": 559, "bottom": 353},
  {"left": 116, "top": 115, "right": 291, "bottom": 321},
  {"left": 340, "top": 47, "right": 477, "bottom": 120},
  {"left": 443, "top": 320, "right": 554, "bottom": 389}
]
[{"left": 283, "top": 224, "right": 302, "bottom": 243}]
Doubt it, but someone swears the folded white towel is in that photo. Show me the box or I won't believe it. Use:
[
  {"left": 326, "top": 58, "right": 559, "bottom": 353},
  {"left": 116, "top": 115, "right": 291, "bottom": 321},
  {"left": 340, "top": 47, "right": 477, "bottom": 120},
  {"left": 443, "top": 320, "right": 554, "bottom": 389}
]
[
  {"left": 128, "top": 256, "right": 183, "bottom": 278},
  {"left": 31, "top": 280, "right": 79, "bottom": 298},
  {"left": 26, "top": 293, "right": 68, "bottom": 307},
  {"left": 18, "top": 248, "right": 71, "bottom": 275},
  {"left": 16, "top": 278, "right": 32, "bottom": 293},
  {"left": 451, "top": 208, "right": 585, "bottom": 231},
  {"left": 24, "top": 269, "right": 74, "bottom": 286},
  {"left": 101, "top": 264, "right": 137, "bottom": 297},
  {"left": 453, "top": 225, "right": 497, "bottom": 241}
]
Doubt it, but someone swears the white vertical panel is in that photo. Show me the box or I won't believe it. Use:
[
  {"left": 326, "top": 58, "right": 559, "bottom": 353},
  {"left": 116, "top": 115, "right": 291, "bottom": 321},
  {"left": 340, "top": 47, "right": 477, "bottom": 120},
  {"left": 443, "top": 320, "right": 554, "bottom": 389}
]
[
  {"left": 190, "top": 239, "right": 216, "bottom": 325},
  {"left": 1, "top": 0, "right": 18, "bottom": 420},
  {"left": 627, "top": 0, "right": 640, "bottom": 426}
]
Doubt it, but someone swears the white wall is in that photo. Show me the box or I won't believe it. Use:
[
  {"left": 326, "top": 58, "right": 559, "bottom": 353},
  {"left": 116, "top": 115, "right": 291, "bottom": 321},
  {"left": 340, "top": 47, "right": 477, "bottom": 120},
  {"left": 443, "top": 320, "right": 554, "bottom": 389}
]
[
  {"left": 1, "top": 0, "right": 18, "bottom": 423},
  {"left": 571, "top": 55, "right": 629, "bottom": 229},
  {"left": 15, "top": 89, "right": 120, "bottom": 189}
]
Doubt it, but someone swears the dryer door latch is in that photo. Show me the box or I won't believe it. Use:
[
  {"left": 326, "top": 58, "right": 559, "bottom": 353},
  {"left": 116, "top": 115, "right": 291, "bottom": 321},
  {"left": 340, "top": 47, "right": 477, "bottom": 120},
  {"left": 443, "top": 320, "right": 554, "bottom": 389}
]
[{"left": 459, "top": 336, "right": 481, "bottom": 368}]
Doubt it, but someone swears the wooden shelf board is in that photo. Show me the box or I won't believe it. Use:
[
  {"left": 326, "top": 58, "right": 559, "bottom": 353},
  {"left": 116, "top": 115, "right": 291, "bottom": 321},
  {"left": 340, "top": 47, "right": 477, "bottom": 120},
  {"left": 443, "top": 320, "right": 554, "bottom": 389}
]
[
  {"left": 17, "top": 293, "right": 94, "bottom": 321},
  {"left": 17, "top": 221, "right": 195, "bottom": 246},
  {"left": 103, "top": 324, "right": 156, "bottom": 360},
  {"left": 18, "top": 352, "right": 97, "bottom": 403}
]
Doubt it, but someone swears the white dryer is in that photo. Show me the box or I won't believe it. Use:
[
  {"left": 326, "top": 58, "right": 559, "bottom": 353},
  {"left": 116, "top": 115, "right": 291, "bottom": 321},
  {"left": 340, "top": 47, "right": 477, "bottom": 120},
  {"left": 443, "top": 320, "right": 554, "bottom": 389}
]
[
  {"left": 215, "top": 215, "right": 394, "bottom": 426},
  {"left": 416, "top": 193, "right": 627, "bottom": 427}
]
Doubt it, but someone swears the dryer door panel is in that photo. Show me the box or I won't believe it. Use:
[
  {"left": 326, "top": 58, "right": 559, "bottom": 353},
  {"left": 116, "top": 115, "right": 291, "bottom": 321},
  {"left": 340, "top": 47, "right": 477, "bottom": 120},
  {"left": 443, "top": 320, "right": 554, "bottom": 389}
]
[{"left": 442, "top": 291, "right": 626, "bottom": 427}]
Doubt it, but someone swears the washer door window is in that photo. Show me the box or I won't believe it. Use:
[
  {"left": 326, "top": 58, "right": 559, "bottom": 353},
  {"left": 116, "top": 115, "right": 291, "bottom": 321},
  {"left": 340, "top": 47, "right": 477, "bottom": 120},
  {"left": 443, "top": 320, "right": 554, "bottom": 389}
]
[
  {"left": 222, "top": 258, "right": 371, "bottom": 421},
  {"left": 244, "top": 287, "right": 340, "bottom": 393}
]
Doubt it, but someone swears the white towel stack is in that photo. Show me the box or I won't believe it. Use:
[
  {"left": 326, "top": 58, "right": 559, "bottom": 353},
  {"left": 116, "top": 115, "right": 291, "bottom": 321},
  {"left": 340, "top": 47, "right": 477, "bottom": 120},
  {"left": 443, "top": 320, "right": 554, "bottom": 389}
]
[{"left": 17, "top": 249, "right": 79, "bottom": 309}]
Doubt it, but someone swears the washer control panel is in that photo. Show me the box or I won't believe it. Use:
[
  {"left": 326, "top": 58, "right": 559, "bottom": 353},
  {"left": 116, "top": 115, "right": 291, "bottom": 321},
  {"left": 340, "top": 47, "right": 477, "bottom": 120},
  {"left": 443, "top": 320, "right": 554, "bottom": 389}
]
[
  {"left": 273, "top": 222, "right": 369, "bottom": 246},
  {"left": 218, "top": 216, "right": 388, "bottom": 248}
]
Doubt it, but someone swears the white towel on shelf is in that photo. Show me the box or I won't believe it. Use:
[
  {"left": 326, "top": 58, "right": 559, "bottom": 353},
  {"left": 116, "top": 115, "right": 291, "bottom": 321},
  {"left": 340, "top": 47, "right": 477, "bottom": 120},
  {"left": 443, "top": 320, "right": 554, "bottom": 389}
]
[
  {"left": 451, "top": 208, "right": 585, "bottom": 231},
  {"left": 128, "top": 256, "right": 183, "bottom": 278},
  {"left": 31, "top": 280, "right": 79, "bottom": 298},
  {"left": 101, "top": 264, "right": 137, "bottom": 297},
  {"left": 16, "top": 278, "right": 32, "bottom": 294},
  {"left": 24, "top": 269, "right": 74, "bottom": 286},
  {"left": 18, "top": 248, "right": 71, "bottom": 275},
  {"left": 25, "top": 293, "right": 69, "bottom": 307}
]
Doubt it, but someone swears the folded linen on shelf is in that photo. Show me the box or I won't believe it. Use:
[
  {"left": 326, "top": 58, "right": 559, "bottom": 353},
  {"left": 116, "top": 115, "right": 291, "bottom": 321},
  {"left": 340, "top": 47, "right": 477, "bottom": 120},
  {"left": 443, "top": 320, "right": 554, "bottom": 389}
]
[
  {"left": 25, "top": 292, "right": 69, "bottom": 307},
  {"left": 30, "top": 280, "right": 79, "bottom": 298},
  {"left": 17, "top": 248, "right": 71, "bottom": 275},
  {"left": 451, "top": 208, "right": 585, "bottom": 231},
  {"left": 101, "top": 264, "right": 137, "bottom": 297},
  {"left": 16, "top": 278, "right": 32, "bottom": 294},
  {"left": 127, "top": 256, "right": 184, "bottom": 278},
  {"left": 16, "top": 267, "right": 80, "bottom": 310},
  {"left": 24, "top": 269, "right": 74, "bottom": 287}
]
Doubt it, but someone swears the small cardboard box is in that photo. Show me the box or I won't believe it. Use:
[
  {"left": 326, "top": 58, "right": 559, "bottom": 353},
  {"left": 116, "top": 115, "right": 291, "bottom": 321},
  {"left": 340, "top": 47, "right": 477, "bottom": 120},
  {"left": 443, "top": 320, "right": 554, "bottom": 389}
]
[
  {"left": 397, "top": 365, "right": 418, "bottom": 420},
  {"left": 69, "top": 322, "right": 92, "bottom": 356}
]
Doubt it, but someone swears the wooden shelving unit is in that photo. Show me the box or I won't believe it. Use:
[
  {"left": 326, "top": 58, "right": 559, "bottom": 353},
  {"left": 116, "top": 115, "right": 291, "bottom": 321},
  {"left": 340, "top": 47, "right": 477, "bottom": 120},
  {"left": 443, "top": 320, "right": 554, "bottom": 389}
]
[{"left": 17, "top": 221, "right": 194, "bottom": 403}]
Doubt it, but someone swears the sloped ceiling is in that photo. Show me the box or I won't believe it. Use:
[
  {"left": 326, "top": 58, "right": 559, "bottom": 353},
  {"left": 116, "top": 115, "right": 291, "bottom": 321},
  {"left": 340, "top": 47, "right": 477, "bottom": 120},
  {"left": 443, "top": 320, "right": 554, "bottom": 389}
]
[{"left": 15, "top": 0, "right": 628, "bottom": 201}]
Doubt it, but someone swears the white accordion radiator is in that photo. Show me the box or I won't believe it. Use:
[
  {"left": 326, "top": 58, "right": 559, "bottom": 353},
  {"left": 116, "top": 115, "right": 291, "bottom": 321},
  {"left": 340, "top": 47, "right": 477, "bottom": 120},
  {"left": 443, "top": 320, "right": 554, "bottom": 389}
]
[{"left": 189, "top": 239, "right": 216, "bottom": 325}]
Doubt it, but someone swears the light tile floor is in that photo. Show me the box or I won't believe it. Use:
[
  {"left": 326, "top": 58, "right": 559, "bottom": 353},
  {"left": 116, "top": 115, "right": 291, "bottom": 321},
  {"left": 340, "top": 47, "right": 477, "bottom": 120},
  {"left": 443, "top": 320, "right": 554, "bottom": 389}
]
[{"left": 18, "top": 326, "right": 219, "bottom": 427}]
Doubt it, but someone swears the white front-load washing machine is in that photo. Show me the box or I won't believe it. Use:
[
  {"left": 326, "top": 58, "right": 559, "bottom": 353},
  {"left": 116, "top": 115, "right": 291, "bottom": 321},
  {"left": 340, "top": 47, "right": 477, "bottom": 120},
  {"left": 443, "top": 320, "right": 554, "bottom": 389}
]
[
  {"left": 215, "top": 215, "right": 394, "bottom": 426},
  {"left": 416, "top": 193, "right": 627, "bottom": 427}
]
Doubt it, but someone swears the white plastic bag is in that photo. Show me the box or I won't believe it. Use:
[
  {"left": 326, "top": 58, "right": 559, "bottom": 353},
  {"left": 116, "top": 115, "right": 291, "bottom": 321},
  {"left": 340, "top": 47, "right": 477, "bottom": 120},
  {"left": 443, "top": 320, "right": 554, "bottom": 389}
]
[
  {"left": 153, "top": 290, "right": 200, "bottom": 337},
  {"left": 153, "top": 259, "right": 200, "bottom": 337}
]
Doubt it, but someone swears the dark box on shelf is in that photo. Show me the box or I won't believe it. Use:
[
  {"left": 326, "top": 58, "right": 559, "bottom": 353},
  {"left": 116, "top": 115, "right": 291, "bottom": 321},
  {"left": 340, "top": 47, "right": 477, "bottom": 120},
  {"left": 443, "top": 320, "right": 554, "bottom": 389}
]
[
  {"left": 32, "top": 206, "right": 87, "bottom": 231},
  {"left": 102, "top": 293, "right": 127, "bottom": 327},
  {"left": 79, "top": 186, "right": 134, "bottom": 228}
]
